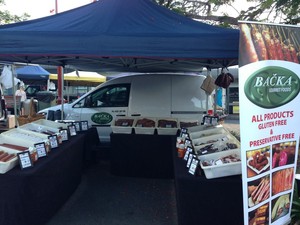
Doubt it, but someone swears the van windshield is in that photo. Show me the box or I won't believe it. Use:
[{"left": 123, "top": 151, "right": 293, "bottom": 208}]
[{"left": 74, "top": 84, "right": 130, "bottom": 108}]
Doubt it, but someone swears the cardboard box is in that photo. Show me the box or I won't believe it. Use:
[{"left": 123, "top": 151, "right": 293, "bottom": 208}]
[{"left": 7, "top": 115, "right": 16, "bottom": 129}]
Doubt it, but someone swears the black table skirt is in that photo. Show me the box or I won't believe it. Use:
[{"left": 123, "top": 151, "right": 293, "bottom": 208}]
[
  {"left": 110, "top": 133, "right": 175, "bottom": 179},
  {"left": 0, "top": 130, "right": 90, "bottom": 225},
  {"left": 172, "top": 144, "right": 244, "bottom": 225}
]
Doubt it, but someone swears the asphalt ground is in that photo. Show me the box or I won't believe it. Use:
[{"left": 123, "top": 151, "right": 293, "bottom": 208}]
[{"left": 46, "top": 118, "right": 240, "bottom": 225}]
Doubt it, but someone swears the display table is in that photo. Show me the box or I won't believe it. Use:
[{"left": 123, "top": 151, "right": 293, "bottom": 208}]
[
  {"left": 110, "top": 133, "right": 175, "bottom": 178},
  {"left": 173, "top": 145, "right": 244, "bottom": 225},
  {"left": 0, "top": 130, "right": 90, "bottom": 225}
]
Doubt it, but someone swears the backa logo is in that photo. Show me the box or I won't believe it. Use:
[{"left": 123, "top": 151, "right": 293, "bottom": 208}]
[
  {"left": 91, "top": 112, "right": 113, "bottom": 124},
  {"left": 244, "top": 66, "right": 300, "bottom": 108}
]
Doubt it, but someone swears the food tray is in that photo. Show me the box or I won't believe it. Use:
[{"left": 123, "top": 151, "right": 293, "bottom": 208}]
[
  {"left": 157, "top": 118, "right": 178, "bottom": 135},
  {"left": 1, "top": 128, "right": 49, "bottom": 143},
  {"left": 194, "top": 133, "right": 240, "bottom": 160},
  {"left": 189, "top": 126, "right": 227, "bottom": 140},
  {"left": 19, "top": 123, "right": 60, "bottom": 135},
  {"left": 111, "top": 117, "right": 135, "bottom": 134},
  {"left": 178, "top": 119, "right": 200, "bottom": 128},
  {"left": 32, "top": 119, "right": 68, "bottom": 129},
  {"left": 0, "top": 147, "right": 20, "bottom": 174},
  {"left": 199, "top": 149, "right": 242, "bottom": 179},
  {"left": 134, "top": 118, "right": 157, "bottom": 135}
]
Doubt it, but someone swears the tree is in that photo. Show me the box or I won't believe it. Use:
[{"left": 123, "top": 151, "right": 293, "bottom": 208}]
[
  {"left": 0, "top": 0, "right": 29, "bottom": 25},
  {"left": 155, "top": 0, "right": 300, "bottom": 27}
]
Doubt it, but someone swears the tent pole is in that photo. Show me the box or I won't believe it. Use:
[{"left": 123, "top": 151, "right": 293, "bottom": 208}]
[
  {"left": 56, "top": 66, "right": 64, "bottom": 119},
  {"left": 11, "top": 65, "right": 17, "bottom": 127}
]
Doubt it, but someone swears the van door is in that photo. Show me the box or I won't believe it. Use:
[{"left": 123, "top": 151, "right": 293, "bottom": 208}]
[
  {"left": 171, "top": 75, "right": 209, "bottom": 120},
  {"left": 72, "top": 83, "right": 130, "bottom": 142},
  {"left": 129, "top": 75, "right": 171, "bottom": 118}
]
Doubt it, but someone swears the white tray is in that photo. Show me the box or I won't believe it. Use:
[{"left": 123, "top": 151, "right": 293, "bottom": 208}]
[
  {"left": 200, "top": 149, "right": 241, "bottom": 179},
  {"left": 157, "top": 118, "right": 178, "bottom": 135},
  {"left": 32, "top": 119, "right": 68, "bottom": 129},
  {"left": 134, "top": 118, "right": 157, "bottom": 135},
  {"left": 111, "top": 117, "right": 135, "bottom": 134},
  {"left": 0, "top": 147, "right": 20, "bottom": 174}
]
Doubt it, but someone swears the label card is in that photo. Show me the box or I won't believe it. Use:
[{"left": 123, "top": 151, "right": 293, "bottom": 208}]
[
  {"left": 34, "top": 142, "right": 47, "bottom": 158},
  {"left": 48, "top": 135, "right": 59, "bottom": 149},
  {"left": 17, "top": 151, "right": 33, "bottom": 169},
  {"left": 186, "top": 153, "right": 195, "bottom": 168},
  {"left": 81, "top": 121, "right": 89, "bottom": 131},
  {"left": 59, "top": 129, "right": 69, "bottom": 141},
  {"left": 73, "top": 121, "right": 81, "bottom": 132},
  {"left": 188, "top": 158, "right": 200, "bottom": 175},
  {"left": 68, "top": 125, "right": 77, "bottom": 136}
]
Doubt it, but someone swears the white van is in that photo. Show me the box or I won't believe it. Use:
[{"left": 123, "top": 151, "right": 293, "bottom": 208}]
[{"left": 39, "top": 73, "right": 213, "bottom": 142}]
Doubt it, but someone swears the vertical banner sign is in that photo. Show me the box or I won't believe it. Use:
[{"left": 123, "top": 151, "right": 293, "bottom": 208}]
[{"left": 239, "top": 21, "right": 300, "bottom": 225}]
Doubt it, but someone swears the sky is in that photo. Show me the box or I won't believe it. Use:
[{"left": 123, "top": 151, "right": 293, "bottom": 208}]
[
  {"left": 0, "top": 0, "right": 248, "bottom": 21},
  {"left": 0, "top": 0, "right": 95, "bottom": 20}
]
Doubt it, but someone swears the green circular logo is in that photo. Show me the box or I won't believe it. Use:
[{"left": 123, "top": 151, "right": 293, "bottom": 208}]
[
  {"left": 244, "top": 66, "right": 300, "bottom": 108},
  {"left": 91, "top": 112, "right": 113, "bottom": 124}
]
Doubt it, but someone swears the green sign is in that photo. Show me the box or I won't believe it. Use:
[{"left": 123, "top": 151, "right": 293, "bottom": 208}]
[
  {"left": 244, "top": 66, "right": 300, "bottom": 109},
  {"left": 91, "top": 112, "right": 113, "bottom": 124}
]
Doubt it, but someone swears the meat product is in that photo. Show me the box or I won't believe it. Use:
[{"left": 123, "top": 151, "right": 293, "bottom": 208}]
[
  {"left": 115, "top": 119, "right": 134, "bottom": 127},
  {"left": 1, "top": 154, "right": 16, "bottom": 162},
  {"left": 136, "top": 118, "right": 155, "bottom": 127},
  {"left": 0, "top": 152, "right": 9, "bottom": 161},
  {"left": 239, "top": 24, "right": 259, "bottom": 66},
  {"left": 0, "top": 143, "right": 28, "bottom": 151},
  {"left": 251, "top": 25, "right": 268, "bottom": 61},
  {"left": 278, "top": 151, "right": 288, "bottom": 166},
  {"left": 158, "top": 120, "right": 177, "bottom": 128}
]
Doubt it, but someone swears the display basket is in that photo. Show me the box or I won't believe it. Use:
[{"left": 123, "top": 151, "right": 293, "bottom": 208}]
[
  {"left": 17, "top": 98, "right": 45, "bottom": 126},
  {"left": 0, "top": 147, "right": 19, "bottom": 174},
  {"left": 111, "top": 117, "right": 136, "bottom": 134},
  {"left": 157, "top": 118, "right": 179, "bottom": 135},
  {"left": 199, "top": 149, "right": 242, "bottom": 179},
  {"left": 134, "top": 117, "right": 157, "bottom": 135}
]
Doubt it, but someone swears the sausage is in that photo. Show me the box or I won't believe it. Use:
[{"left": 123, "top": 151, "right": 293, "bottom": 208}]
[
  {"left": 251, "top": 25, "right": 268, "bottom": 61},
  {"left": 239, "top": 24, "right": 259, "bottom": 66},
  {"left": 1, "top": 154, "right": 16, "bottom": 162}
]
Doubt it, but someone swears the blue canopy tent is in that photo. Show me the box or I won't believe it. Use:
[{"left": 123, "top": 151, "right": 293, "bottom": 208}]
[
  {"left": 0, "top": 0, "right": 239, "bottom": 72},
  {"left": 16, "top": 65, "right": 50, "bottom": 80}
]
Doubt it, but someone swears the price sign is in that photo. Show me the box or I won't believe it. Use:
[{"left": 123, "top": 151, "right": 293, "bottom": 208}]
[
  {"left": 48, "top": 135, "right": 59, "bottom": 149},
  {"left": 81, "top": 121, "right": 89, "bottom": 131},
  {"left": 17, "top": 151, "right": 33, "bottom": 169},
  {"left": 73, "top": 121, "right": 81, "bottom": 132},
  {"left": 59, "top": 129, "right": 69, "bottom": 141},
  {"left": 68, "top": 125, "right": 77, "bottom": 136},
  {"left": 188, "top": 158, "right": 200, "bottom": 175},
  {"left": 34, "top": 142, "right": 47, "bottom": 158},
  {"left": 186, "top": 153, "right": 195, "bottom": 168}
]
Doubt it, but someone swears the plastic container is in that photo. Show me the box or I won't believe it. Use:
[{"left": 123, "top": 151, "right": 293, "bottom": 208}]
[
  {"left": 111, "top": 117, "right": 135, "bottom": 134},
  {"left": 134, "top": 118, "right": 157, "bottom": 135},
  {"left": 199, "top": 149, "right": 241, "bottom": 179},
  {"left": 157, "top": 118, "right": 178, "bottom": 135},
  {"left": 0, "top": 147, "right": 19, "bottom": 174}
]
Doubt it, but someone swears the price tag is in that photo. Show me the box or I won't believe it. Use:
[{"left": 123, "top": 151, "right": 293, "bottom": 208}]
[
  {"left": 17, "top": 151, "right": 33, "bottom": 169},
  {"left": 186, "top": 153, "right": 195, "bottom": 168},
  {"left": 34, "top": 142, "right": 47, "bottom": 158},
  {"left": 68, "top": 125, "right": 77, "bottom": 136},
  {"left": 73, "top": 121, "right": 81, "bottom": 132},
  {"left": 81, "top": 121, "right": 89, "bottom": 131},
  {"left": 188, "top": 158, "right": 200, "bottom": 175},
  {"left": 183, "top": 150, "right": 190, "bottom": 161},
  {"left": 48, "top": 135, "right": 59, "bottom": 149},
  {"left": 59, "top": 129, "right": 69, "bottom": 141}
]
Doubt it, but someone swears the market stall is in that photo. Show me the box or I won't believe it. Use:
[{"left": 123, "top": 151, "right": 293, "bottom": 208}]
[{"left": 0, "top": 121, "right": 98, "bottom": 225}]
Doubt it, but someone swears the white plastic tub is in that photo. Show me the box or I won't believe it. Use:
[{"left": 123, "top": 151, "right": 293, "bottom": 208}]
[{"left": 200, "top": 149, "right": 242, "bottom": 179}]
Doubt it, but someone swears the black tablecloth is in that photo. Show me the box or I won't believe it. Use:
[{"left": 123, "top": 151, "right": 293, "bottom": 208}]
[
  {"left": 0, "top": 131, "right": 88, "bottom": 225},
  {"left": 173, "top": 146, "right": 244, "bottom": 225},
  {"left": 110, "top": 133, "right": 175, "bottom": 178}
]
